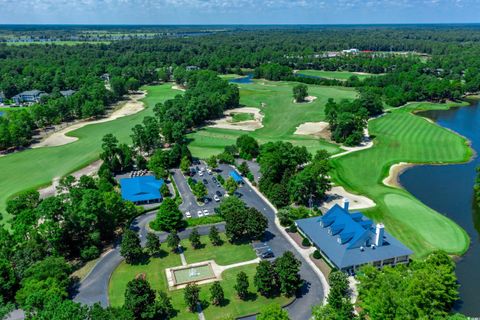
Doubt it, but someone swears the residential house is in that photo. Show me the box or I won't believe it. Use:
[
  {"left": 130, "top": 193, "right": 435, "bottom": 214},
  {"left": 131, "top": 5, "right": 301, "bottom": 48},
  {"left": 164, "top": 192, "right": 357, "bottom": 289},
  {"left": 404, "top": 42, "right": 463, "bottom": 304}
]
[
  {"left": 12, "top": 90, "right": 48, "bottom": 105},
  {"left": 60, "top": 90, "right": 76, "bottom": 98}
]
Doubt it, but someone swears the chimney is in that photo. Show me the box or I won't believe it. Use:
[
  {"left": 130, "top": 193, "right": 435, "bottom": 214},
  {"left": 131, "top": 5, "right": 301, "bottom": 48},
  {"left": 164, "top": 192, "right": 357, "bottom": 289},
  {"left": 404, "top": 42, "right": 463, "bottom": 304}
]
[
  {"left": 343, "top": 198, "right": 350, "bottom": 211},
  {"left": 375, "top": 223, "right": 385, "bottom": 247}
]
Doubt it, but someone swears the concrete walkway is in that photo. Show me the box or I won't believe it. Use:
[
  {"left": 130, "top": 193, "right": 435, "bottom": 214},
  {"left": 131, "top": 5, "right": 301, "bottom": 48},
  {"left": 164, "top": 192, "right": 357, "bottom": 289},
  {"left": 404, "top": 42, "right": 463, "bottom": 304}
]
[
  {"left": 179, "top": 245, "right": 187, "bottom": 266},
  {"left": 215, "top": 257, "right": 260, "bottom": 274}
]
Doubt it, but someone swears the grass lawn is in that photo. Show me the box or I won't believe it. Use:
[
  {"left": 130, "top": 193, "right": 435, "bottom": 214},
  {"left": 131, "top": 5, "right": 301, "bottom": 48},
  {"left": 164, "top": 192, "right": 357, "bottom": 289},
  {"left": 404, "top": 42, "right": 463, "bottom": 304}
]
[
  {"left": 0, "top": 84, "right": 176, "bottom": 223},
  {"left": 109, "top": 235, "right": 290, "bottom": 320},
  {"left": 231, "top": 112, "right": 254, "bottom": 122},
  {"left": 188, "top": 79, "right": 355, "bottom": 159},
  {"left": 330, "top": 101, "right": 471, "bottom": 258},
  {"left": 181, "top": 234, "right": 257, "bottom": 265},
  {"left": 297, "top": 70, "right": 378, "bottom": 81}
]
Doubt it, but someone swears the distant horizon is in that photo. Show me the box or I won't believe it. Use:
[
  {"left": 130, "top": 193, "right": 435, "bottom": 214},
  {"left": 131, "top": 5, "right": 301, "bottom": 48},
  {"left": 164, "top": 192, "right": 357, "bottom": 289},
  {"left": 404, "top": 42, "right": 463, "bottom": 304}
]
[{"left": 1, "top": 0, "right": 480, "bottom": 25}]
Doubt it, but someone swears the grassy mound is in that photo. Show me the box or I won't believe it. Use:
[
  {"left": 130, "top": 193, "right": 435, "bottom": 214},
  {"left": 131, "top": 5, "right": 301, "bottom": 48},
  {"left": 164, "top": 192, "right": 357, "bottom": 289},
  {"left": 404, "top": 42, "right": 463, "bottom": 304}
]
[{"left": 330, "top": 102, "right": 471, "bottom": 257}]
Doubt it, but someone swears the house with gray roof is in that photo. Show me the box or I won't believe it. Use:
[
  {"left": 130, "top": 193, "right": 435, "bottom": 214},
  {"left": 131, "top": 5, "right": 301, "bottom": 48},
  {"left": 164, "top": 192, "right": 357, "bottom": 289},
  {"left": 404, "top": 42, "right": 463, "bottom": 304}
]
[
  {"left": 295, "top": 200, "right": 412, "bottom": 273},
  {"left": 12, "top": 90, "right": 48, "bottom": 105},
  {"left": 0, "top": 92, "right": 5, "bottom": 104},
  {"left": 60, "top": 90, "right": 76, "bottom": 98}
]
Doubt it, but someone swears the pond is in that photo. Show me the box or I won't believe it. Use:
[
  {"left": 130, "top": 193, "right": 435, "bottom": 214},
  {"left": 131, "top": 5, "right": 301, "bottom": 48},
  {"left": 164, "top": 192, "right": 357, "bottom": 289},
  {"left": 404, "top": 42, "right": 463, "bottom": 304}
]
[
  {"left": 229, "top": 73, "right": 253, "bottom": 84},
  {"left": 399, "top": 100, "right": 480, "bottom": 316}
]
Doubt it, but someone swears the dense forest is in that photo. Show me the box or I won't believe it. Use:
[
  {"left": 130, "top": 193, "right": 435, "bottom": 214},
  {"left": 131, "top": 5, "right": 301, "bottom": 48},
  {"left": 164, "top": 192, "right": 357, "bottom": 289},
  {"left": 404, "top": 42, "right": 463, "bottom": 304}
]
[{"left": 2, "top": 26, "right": 480, "bottom": 150}]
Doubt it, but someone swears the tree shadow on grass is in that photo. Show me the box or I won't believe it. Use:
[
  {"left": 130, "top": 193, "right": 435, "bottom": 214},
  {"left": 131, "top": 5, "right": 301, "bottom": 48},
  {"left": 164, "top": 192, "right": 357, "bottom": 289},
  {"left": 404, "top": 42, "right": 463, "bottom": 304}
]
[{"left": 151, "top": 249, "right": 169, "bottom": 259}]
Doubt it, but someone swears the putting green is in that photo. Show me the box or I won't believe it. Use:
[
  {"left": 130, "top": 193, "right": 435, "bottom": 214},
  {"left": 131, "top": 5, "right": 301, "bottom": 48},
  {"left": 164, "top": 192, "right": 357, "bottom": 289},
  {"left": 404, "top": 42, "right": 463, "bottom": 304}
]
[
  {"left": 0, "top": 84, "right": 177, "bottom": 223},
  {"left": 331, "top": 101, "right": 471, "bottom": 257},
  {"left": 188, "top": 79, "right": 355, "bottom": 158},
  {"left": 297, "top": 70, "right": 378, "bottom": 81}
]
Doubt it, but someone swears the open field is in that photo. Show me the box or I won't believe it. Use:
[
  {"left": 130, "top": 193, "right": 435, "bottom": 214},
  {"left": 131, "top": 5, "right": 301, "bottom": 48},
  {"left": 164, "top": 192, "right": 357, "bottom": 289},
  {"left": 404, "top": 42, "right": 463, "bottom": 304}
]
[
  {"left": 330, "top": 101, "right": 471, "bottom": 258},
  {"left": 109, "top": 235, "right": 290, "bottom": 320},
  {"left": 232, "top": 112, "right": 255, "bottom": 122},
  {"left": 0, "top": 84, "right": 176, "bottom": 223},
  {"left": 297, "top": 70, "right": 378, "bottom": 81},
  {"left": 5, "top": 41, "right": 111, "bottom": 46},
  {"left": 188, "top": 79, "right": 356, "bottom": 158}
]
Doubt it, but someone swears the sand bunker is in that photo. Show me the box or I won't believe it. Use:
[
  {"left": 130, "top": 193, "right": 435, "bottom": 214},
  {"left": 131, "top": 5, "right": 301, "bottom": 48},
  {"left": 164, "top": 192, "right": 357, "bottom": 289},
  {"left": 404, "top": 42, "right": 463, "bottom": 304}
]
[
  {"left": 294, "top": 96, "right": 318, "bottom": 104},
  {"left": 209, "top": 107, "right": 264, "bottom": 131},
  {"left": 323, "top": 186, "right": 375, "bottom": 210},
  {"left": 383, "top": 162, "right": 413, "bottom": 188},
  {"left": 172, "top": 85, "right": 186, "bottom": 91},
  {"left": 294, "top": 121, "right": 329, "bottom": 137},
  {"left": 32, "top": 92, "right": 146, "bottom": 148}
]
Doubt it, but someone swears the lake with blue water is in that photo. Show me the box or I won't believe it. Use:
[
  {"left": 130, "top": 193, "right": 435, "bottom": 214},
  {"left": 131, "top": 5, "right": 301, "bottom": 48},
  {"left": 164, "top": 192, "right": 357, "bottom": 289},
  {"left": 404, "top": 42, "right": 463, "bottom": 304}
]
[
  {"left": 399, "top": 100, "right": 480, "bottom": 316},
  {"left": 229, "top": 73, "right": 253, "bottom": 84}
]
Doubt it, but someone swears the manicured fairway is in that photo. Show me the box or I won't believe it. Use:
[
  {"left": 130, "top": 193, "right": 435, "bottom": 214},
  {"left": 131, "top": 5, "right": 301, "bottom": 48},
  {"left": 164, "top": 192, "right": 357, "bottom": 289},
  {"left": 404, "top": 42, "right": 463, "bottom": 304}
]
[
  {"left": 0, "top": 84, "right": 176, "bottom": 223},
  {"left": 188, "top": 80, "right": 355, "bottom": 158},
  {"left": 109, "top": 237, "right": 290, "bottom": 320},
  {"left": 297, "top": 70, "right": 378, "bottom": 81},
  {"left": 330, "top": 102, "right": 471, "bottom": 258}
]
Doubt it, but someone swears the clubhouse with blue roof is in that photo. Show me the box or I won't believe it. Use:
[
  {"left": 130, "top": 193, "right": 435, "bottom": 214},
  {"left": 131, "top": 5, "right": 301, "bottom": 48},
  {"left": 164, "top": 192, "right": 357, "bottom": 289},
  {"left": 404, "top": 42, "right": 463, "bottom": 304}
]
[
  {"left": 120, "top": 175, "right": 164, "bottom": 204},
  {"left": 296, "top": 199, "right": 412, "bottom": 274}
]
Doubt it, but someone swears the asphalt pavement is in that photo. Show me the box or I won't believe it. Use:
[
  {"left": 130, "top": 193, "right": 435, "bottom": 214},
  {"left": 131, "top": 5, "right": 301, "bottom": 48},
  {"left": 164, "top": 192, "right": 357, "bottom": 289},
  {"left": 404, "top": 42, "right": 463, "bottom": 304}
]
[{"left": 73, "top": 163, "right": 324, "bottom": 320}]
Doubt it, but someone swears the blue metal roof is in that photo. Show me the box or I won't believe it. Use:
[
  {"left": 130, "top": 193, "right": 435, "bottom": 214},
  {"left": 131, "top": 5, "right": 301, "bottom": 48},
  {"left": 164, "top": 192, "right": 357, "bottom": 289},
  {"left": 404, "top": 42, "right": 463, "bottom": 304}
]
[
  {"left": 229, "top": 170, "right": 243, "bottom": 183},
  {"left": 120, "top": 176, "right": 164, "bottom": 203},
  {"left": 296, "top": 204, "right": 413, "bottom": 269}
]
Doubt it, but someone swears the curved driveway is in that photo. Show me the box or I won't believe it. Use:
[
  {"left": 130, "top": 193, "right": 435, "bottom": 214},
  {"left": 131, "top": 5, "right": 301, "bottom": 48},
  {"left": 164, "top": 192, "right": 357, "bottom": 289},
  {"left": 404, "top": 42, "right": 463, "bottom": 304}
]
[{"left": 73, "top": 166, "right": 324, "bottom": 320}]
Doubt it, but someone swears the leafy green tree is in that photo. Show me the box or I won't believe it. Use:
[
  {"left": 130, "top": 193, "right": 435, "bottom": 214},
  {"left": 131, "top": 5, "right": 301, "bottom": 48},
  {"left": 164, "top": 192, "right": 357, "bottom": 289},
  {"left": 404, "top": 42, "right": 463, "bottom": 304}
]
[
  {"left": 166, "top": 232, "right": 180, "bottom": 253},
  {"left": 206, "top": 155, "right": 218, "bottom": 169},
  {"left": 209, "top": 281, "right": 225, "bottom": 306},
  {"left": 234, "top": 271, "right": 249, "bottom": 300},
  {"left": 188, "top": 228, "right": 202, "bottom": 249},
  {"left": 157, "top": 291, "right": 175, "bottom": 319},
  {"left": 257, "top": 304, "right": 289, "bottom": 320},
  {"left": 180, "top": 156, "right": 191, "bottom": 175},
  {"left": 0, "top": 259, "right": 16, "bottom": 301},
  {"left": 225, "top": 177, "right": 238, "bottom": 196},
  {"left": 275, "top": 251, "right": 302, "bottom": 297},
  {"left": 184, "top": 283, "right": 200, "bottom": 312},
  {"left": 192, "top": 182, "right": 208, "bottom": 201},
  {"left": 238, "top": 161, "right": 250, "bottom": 177},
  {"left": 293, "top": 84, "right": 308, "bottom": 102},
  {"left": 125, "top": 77, "right": 141, "bottom": 91},
  {"left": 209, "top": 226, "right": 222, "bottom": 246},
  {"left": 160, "top": 183, "right": 171, "bottom": 197},
  {"left": 254, "top": 260, "right": 278, "bottom": 297},
  {"left": 151, "top": 198, "right": 184, "bottom": 232},
  {"left": 236, "top": 135, "right": 259, "bottom": 160},
  {"left": 124, "top": 277, "right": 157, "bottom": 320},
  {"left": 145, "top": 233, "right": 161, "bottom": 256},
  {"left": 110, "top": 77, "right": 127, "bottom": 98},
  {"left": 120, "top": 229, "right": 143, "bottom": 264},
  {"left": 222, "top": 198, "right": 267, "bottom": 242}
]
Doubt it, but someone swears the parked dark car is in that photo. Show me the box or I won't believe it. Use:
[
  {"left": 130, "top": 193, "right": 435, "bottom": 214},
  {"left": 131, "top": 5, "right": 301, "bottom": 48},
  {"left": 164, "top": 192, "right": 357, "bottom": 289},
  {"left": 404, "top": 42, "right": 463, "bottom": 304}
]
[
  {"left": 215, "top": 190, "right": 222, "bottom": 197},
  {"left": 260, "top": 249, "right": 274, "bottom": 259},
  {"left": 203, "top": 179, "right": 208, "bottom": 185}
]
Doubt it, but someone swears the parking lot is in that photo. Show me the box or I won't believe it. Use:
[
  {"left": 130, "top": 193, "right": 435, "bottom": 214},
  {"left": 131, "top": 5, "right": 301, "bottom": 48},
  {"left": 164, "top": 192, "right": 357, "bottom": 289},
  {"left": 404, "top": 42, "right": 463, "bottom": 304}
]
[{"left": 171, "top": 161, "right": 240, "bottom": 219}]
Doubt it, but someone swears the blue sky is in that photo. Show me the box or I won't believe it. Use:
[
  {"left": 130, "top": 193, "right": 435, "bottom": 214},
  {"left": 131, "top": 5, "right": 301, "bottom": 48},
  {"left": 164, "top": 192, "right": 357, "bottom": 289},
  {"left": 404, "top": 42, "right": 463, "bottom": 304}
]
[{"left": 1, "top": 0, "right": 480, "bottom": 24}]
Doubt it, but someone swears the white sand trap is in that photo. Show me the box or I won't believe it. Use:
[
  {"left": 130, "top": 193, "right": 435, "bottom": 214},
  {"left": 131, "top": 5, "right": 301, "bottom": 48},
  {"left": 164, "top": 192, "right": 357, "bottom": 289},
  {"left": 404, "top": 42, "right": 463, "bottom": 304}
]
[
  {"left": 32, "top": 92, "right": 146, "bottom": 149},
  {"left": 294, "top": 121, "right": 329, "bottom": 137},
  {"left": 294, "top": 95, "right": 318, "bottom": 104},
  {"left": 383, "top": 162, "right": 413, "bottom": 188},
  {"left": 209, "top": 107, "right": 264, "bottom": 131},
  {"left": 323, "top": 186, "right": 375, "bottom": 210},
  {"left": 172, "top": 85, "right": 186, "bottom": 91},
  {"left": 38, "top": 160, "right": 103, "bottom": 198}
]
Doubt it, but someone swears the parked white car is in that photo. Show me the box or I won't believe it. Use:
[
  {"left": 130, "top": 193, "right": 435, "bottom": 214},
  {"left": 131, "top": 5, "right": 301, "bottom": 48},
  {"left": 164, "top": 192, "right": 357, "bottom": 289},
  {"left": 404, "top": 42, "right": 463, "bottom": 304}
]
[
  {"left": 203, "top": 209, "right": 209, "bottom": 216},
  {"left": 214, "top": 195, "right": 220, "bottom": 202},
  {"left": 185, "top": 211, "right": 191, "bottom": 218},
  {"left": 197, "top": 210, "right": 203, "bottom": 217},
  {"left": 199, "top": 171, "right": 204, "bottom": 176}
]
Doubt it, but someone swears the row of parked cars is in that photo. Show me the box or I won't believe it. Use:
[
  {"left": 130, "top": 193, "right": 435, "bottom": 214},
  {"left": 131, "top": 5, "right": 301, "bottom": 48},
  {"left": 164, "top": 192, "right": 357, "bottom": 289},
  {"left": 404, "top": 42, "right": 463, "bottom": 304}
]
[{"left": 184, "top": 208, "right": 211, "bottom": 218}]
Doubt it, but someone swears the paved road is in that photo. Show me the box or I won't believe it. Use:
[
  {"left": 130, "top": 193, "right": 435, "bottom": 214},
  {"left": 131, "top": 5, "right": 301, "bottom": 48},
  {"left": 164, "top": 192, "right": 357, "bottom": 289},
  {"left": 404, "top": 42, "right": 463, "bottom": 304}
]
[{"left": 74, "top": 164, "right": 324, "bottom": 319}]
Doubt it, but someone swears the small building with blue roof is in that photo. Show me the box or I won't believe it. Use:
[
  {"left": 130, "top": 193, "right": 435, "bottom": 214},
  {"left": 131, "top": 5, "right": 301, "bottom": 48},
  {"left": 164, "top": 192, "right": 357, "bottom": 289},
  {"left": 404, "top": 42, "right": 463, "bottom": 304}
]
[
  {"left": 120, "top": 175, "right": 164, "bottom": 204},
  {"left": 296, "top": 200, "right": 412, "bottom": 273},
  {"left": 229, "top": 170, "right": 243, "bottom": 184}
]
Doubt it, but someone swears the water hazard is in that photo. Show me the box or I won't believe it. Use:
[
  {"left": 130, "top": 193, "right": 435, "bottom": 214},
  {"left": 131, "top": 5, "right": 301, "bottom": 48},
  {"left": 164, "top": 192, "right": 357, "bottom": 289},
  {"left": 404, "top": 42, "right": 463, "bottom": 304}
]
[{"left": 399, "top": 100, "right": 480, "bottom": 316}]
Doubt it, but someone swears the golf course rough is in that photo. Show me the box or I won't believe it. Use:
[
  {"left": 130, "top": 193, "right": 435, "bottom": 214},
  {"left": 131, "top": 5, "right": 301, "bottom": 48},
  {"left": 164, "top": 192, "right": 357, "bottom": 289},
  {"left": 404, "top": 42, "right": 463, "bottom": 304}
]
[{"left": 331, "top": 101, "right": 471, "bottom": 258}]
